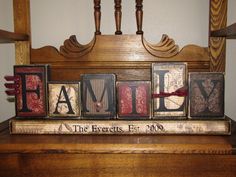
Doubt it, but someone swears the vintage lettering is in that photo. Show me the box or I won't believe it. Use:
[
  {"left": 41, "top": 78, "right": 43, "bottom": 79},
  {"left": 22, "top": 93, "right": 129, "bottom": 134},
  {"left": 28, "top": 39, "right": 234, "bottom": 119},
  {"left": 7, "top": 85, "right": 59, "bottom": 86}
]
[
  {"left": 81, "top": 74, "right": 116, "bottom": 118},
  {"left": 14, "top": 65, "right": 49, "bottom": 117},
  {"left": 48, "top": 82, "right": 81, "bottom": 117},
  {"left": 189, "top": 72, "right": 224, "bottom": 118},
  {"left": 117, "top": 81, "right": 151, "bottom": 118},
  {"left": 152, "top": 63, "right": 187, "bottom": 118}
]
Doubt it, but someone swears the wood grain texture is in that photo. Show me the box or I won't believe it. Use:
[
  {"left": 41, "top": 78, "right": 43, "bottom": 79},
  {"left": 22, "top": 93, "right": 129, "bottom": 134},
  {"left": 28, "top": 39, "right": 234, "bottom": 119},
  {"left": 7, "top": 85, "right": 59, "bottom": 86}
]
[
  {"left": 0, "top": 154, "right": 236, "bottom": 177},
  {"left": 143, "top": 34, "right": 179, "bottom": 58},
  {"left": 0, "top": 29, "right": 29, "bottom": 43},
  {"left": 209, "top": 0, "right": 227, "bottom": 72},
  {"left": 31, "top": 35, "right": 210, "bottom": 81},
  {"left": 59, "top": 35, "right": 95, "bottom": 58},
  {"left": 13, "top": 0, "right": 31, "bottom": 65},
  {"left": 211, "top": 23, "right": 236, "bottom": 39},
  {"left": 31, "top": 35, "right": 209, "bottom": 62}
]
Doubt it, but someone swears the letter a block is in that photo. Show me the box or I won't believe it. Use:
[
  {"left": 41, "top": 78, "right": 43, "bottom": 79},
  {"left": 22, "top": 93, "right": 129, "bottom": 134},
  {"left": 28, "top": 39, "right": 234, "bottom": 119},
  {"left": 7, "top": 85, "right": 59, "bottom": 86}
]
[
  {"left": 48, "top": 82, "right": 81, "bottom": 117},
  {"left": 117, "top": 81, "right": 151, "bottom": 119},
  {"left": 152, "top": 63, "right": 187, "bottom": 118},
  {"left": 81, "top": 74, "right": 116, "bottom": 119},
  {"left": 14, "top": 65, "right": 49, "bottom": 117},
  {"left": 189, "top": 72, "right": 224, "bottom": 118}
]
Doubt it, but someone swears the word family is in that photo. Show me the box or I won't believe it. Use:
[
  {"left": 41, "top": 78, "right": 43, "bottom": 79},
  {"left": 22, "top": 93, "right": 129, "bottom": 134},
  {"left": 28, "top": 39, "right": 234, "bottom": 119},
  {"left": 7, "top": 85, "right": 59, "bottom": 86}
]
[{"left": 5, "top": 63, "right": 224, "bottom": 119}]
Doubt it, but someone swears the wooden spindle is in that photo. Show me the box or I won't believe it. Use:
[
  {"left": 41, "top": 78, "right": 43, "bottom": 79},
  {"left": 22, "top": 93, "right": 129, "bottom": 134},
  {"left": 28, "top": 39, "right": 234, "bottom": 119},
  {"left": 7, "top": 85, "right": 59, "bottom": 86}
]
[
  {"left": 114, "top": 0, "right": 122, "bottom": 35},
  {"left": 94, "top": 0, "right": 101, "bottom": 35},
  {"left": 135, "top": 0, "right": 143, "bottom": 35}
]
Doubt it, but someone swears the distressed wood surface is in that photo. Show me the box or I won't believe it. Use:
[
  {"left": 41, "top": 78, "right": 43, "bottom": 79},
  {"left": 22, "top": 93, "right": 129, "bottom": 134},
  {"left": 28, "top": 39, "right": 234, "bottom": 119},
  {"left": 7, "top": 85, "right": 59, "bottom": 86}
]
[
  {"left": 209, "top": 0, "right": 227, "bottom": 72},
  {"left": 0, "top": 119, "right": 234, "bottom": 154},
  {"left": 13, "top": 0, "right": 31, "bottom": 65},
  {"left": 10, "top": 119, "right": 231, "bottom": 135}
]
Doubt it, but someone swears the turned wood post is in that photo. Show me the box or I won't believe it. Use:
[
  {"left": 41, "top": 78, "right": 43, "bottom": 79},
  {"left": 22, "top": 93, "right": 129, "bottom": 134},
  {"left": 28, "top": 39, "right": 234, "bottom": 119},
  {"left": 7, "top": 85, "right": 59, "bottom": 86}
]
[
  {"left": 114, "top": 0, "right": 122, "bottom": 35},
  {"left": 135, "top": 0, "right": 143, "bottom": 35},
  {"left": 94, "top": 0, "right": 101, "bottom": 35}
]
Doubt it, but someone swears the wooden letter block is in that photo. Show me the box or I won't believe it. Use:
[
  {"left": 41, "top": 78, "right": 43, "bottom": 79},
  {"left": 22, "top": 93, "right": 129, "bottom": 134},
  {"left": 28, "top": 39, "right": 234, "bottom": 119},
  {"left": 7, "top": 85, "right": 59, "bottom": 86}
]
[
  {"left": 152, "top": 63, "right": 187, "bottom": 118},
  {"left": 14, "top": 65, "right": 49, "bottom": 117},
  {"left": 48, "top": 82, "right": 81, "bottom": 117},
  {"left": 117, "top": 81, "right": 151, "bottom": 119},
  {"left": 81, "top": 74, "right": 116, "bottom": 119},
  {"left": 189, "top": 72, "right": 224, "bottom": 118}
]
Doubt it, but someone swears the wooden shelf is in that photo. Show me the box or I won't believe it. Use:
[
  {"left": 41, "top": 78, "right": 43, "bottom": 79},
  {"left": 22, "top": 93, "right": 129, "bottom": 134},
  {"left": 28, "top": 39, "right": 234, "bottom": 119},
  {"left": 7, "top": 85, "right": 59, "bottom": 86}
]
[
  {"left": 0, "top": 29, "right": 29, "bottom": 43},
  {"left": 211, "top": 23, "right": 236, "bottom": 39},
  {"left": 0, "top": 118, "right": 236, "bottom": 177}
]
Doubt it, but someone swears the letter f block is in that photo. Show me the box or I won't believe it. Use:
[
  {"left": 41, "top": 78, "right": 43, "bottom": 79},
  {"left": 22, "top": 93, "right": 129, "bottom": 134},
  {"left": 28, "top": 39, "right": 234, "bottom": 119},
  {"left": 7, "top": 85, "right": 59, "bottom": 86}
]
[{"left": 14, "top": 65, "right": 49, "bottom": 117}]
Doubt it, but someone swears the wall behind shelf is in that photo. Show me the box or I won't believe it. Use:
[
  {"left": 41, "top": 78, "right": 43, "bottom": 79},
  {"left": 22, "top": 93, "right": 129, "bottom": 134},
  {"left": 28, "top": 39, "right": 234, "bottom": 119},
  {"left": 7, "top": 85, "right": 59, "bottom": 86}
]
[
  {"left": 0, "top": 0, "right": 235, "bottom": 122},
  {"left": 225, "top": 0, "right": 236, "bottom": 120},
  {"left": 0, "top": 0, "right": 15, "bottom": 121}
]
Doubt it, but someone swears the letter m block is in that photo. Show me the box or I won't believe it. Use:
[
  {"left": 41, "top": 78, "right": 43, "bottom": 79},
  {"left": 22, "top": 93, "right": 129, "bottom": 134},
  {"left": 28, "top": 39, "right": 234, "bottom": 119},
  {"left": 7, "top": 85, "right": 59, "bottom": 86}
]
[
  {"left": 81, "top": 74, "right": 116, "bottom": 119},
  {"left": 14, "top": 65, "right": 49, "bottom": 117}
]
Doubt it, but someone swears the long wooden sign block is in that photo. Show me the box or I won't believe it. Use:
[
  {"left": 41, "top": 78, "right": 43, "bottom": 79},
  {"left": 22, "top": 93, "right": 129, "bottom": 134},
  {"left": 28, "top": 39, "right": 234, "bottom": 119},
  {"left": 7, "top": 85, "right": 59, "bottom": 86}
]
[{"left": 10, "top": 119, "right": 231, "bottom": 135}]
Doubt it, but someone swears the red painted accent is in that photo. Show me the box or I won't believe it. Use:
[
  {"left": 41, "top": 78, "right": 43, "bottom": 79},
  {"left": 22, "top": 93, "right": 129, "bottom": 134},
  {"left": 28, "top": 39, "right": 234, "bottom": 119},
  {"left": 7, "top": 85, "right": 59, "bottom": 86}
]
[{"left": 152, "top": 87, "right": 188, "bottom": 98}]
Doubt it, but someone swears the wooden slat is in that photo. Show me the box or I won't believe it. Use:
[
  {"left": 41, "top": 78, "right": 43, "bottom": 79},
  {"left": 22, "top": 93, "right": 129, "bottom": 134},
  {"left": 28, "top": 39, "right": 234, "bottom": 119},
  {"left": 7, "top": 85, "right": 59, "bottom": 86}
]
[
  {"left": 211, "top": 23, "right": 236, "bottom": 39},
  {"left": 0, "top": 29, "right": 29, "bottom": 43}
]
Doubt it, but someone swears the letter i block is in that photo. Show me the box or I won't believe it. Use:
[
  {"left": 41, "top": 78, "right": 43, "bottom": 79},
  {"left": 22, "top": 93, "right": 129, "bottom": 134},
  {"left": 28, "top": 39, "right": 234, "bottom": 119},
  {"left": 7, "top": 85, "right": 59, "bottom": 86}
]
[
  {"left": 117, "top": 81, "right": 151, "bottom": 119},
  {"left": 189, "top": 72, "right": 224, "bottom": 118},
  {"left": 48, "top": 82, "right": 81, "bottom": 117},
  {"left": 14, "top": 65, "right": 49, "bottom": 117},
  {"left": 152, "top": 63, "right": 187, "bottom": 118},
  {"left": 81, "top": 74, "right": 116, "bottom": 119}
]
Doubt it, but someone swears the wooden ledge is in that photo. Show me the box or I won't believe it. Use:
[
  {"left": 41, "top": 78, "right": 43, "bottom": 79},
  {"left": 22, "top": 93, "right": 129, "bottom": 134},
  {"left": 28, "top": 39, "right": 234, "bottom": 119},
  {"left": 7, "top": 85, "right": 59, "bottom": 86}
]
[{"left": 0, "top": 118, "right": 235, "bottom": 155}]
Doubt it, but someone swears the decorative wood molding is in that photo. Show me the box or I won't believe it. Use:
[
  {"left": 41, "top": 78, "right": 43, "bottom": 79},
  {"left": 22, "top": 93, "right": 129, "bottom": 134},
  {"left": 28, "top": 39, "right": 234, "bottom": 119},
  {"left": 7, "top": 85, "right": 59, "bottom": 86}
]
[
  {"left": 114, "top": 0, "right": 122, "bottom": 35},
  {"left": 94, "top": 0, "right": 101, "bottom": 35},
  {"left": 31, "top": 35, "right": 209, "bottom": 62},
  {"left": 209, "top": 0, "right": 227, "bottom": 72},
  {"left": 143, "top": 34, "right": 179, "bottom": 58},
  {"left": 59, "top": 35, "right": 95, "bottom": 58},
  {"left": 135, "top": 0, "right": 143, "bottom": 35}
]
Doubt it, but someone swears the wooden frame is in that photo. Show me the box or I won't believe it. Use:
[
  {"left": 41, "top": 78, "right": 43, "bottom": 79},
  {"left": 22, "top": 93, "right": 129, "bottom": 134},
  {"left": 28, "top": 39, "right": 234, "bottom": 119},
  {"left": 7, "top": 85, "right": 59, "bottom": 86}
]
[
  {"left": 1, "top": 1, "right": 236, "bottom": 177},
  {"left": 8, "top": 0, "right": 228, "bottom": 79}
]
